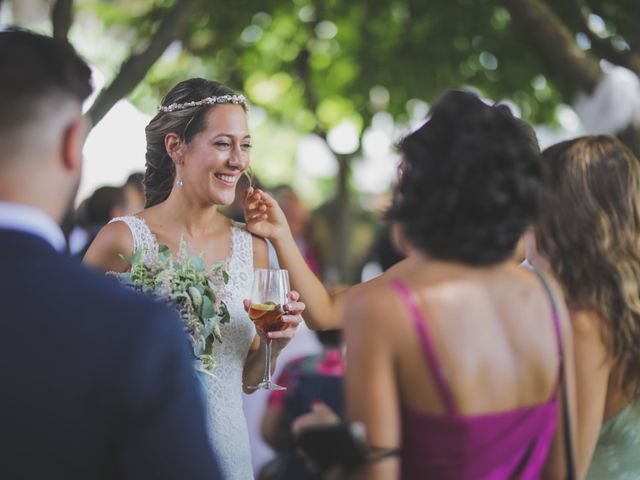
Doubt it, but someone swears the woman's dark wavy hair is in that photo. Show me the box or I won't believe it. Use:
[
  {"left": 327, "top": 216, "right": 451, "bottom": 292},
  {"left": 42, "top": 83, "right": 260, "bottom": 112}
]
[
  {"left": 143, "top": 78, "right": 246, "bottom": 208},
  {"left": 387, "top": 89, "right": 542, "bottom": 265},
  {"left": 535, "top": 136, "right": 640, "bottom": 399}
]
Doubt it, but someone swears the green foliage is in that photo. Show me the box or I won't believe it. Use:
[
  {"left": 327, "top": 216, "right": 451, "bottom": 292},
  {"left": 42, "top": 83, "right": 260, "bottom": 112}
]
[
  {"left": 78, "top": 0, "right": 634, "bottom": 181},
  {"left": 111, "top": 237, "right": 230, "bottom": 372}
]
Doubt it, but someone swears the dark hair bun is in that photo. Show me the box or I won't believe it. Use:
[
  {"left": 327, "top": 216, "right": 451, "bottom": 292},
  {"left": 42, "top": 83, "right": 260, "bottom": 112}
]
[{"left": 388, "top": 89, "right": 541, "bottom": 265}]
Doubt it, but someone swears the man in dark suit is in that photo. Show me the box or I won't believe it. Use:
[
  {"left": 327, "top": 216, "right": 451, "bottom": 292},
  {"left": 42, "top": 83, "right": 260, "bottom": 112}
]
[{"left": 0, "top": 29, "right": 222, "bottom": 479}]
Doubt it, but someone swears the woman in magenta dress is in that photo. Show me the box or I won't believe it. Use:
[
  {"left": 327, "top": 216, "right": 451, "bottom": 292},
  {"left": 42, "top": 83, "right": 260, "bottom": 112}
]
[{"left": 341, "top": 90, "right": 577, "bottom": 479}]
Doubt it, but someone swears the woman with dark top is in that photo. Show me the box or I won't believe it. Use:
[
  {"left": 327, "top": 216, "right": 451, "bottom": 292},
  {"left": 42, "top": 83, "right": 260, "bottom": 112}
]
[
  {"left": 259, "top": 330, "right": 344, "bottom": 480},
  {"left": 335, "top": 90, "right": 576, "bottom": 479}
]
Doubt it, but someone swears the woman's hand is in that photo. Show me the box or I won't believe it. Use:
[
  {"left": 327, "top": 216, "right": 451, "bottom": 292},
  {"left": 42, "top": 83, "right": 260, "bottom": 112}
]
[
  {"left": 243, "top": 290, "right": 304, "bottom": 353},
  {"left": 244, "top": 187, "right": 291, "bottom": 242},
  {"left": 292, "top": 402, "right": 341, "bottom": 435}
]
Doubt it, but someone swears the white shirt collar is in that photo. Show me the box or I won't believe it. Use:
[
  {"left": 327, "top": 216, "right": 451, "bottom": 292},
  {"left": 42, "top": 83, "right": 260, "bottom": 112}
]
[{"left": 0, "top": 201, "right": 66, "bottom": 252}]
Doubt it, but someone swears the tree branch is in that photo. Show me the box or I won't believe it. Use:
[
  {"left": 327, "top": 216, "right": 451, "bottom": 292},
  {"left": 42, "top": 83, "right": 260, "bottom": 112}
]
[
  {"left": 87, "top": 0, "right": 202, "bottom": 127},
  {"left": 632, "top": 2, "right": 640, "bottom": 53},
  {"left": 568, "top": 0, "right": 640, "bottom": 76},
  {"left": 500, "top": 0, "right": 601, "bottom": 93},
  {"left": 51, "top": 0, "right": 73, "bottom": 41}
]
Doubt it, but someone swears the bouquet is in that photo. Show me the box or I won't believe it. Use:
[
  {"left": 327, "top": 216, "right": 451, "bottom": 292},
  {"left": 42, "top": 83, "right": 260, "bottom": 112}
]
[{"left": 111, "top": 238, "right": 230, "bottom": 373}]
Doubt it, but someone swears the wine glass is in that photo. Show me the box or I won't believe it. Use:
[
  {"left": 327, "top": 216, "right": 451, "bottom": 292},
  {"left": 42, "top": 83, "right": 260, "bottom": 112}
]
[{"left": 247, "top": 268, "right": 290, "bottom": 390}]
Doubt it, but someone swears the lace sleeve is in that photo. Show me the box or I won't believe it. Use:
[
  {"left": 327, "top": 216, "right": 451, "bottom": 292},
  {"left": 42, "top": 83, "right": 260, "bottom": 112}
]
[{"left": 109, "top": 215, "right": 159, "bottom": 264}]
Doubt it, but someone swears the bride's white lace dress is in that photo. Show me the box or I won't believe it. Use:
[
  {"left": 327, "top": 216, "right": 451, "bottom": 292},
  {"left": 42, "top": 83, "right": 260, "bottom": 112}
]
[{"left": 111, "top": 215, "right": 256, "bottom": 480}]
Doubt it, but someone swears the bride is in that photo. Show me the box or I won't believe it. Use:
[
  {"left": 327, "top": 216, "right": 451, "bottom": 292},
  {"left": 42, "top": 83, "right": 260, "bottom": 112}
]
[{"left": 83, "top": 78, "right": 303, "bottom": 479}]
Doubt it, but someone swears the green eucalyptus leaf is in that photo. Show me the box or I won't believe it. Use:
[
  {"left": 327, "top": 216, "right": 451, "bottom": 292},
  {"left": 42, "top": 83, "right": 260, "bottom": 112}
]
[
  {"left": 191, "top": 255, "right": 205, "bottom": 271},
  {"left": 201, "top": 295, "right": 215, "bottom": 319},
  {"left": 192, "top": 335, "right": 205, "bottom": 356},
  {"left": 130, "top": 248, "right": 143, "bottom": 265},
  {"left": 219, "top": 306, "right": 231, "bottom": 324},
  {"left": 202, "top": 317, "right": 218, "bottom": 338},
  {"left": 205, "top": 287, "right": 217, "bottom": 306},
  {"left": 111, "top": 233, "right": 230, "bottom": 372},
  {"left": 188, "top": 286, "right": 203, "bottom": 312}
]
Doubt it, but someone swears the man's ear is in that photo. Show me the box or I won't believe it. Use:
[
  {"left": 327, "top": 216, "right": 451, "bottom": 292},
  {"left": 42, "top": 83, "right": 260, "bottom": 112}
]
[
  {"left": 60, "top": 115, "right": 87, "bottom": 173},
  {"left": 164, "top": 132, "right": 184, "bottom": 165}
]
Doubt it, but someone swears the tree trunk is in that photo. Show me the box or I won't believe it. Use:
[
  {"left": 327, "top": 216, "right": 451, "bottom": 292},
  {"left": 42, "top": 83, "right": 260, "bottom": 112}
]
[
  {"left": 617, "top": 124, "right": 640, "bottom": 158},
  {"left": 86, "top": 0, "right": 201, "bottom": 128},
  {"left": 334, "top": 153, "right": 351, "bottom": 283},
  {"left": 567, "top": 0, "right": 640, "bottom": 76},
  {"left": 503, "top": 0, "right": 640, "bottom": 153},
  {"left": 51, "top": 0, "right": 73, "bottom": 41},
  {"left": 500, "top": 0, "right": 601, "bottom": 93}
]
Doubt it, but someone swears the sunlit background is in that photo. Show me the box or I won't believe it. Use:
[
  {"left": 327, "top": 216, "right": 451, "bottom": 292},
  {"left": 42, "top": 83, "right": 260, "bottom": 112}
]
[{"left": 2, "top": 0, "right": 608, "bottom": 211}]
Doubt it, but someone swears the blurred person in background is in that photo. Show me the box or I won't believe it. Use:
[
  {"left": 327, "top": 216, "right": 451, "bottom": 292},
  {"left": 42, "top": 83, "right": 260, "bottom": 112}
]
[
  {"left": 86, "top": 185, "right": 127, "bottom": 229},
  {"left": 66, "top": 197, "right": 91, "bottom": 256},
  {"left": 360, "top": 224, "right": 406, "bottom": 281},
  {"left": 0, "top": 28, "right": 221, "bottom": 480},
  {"left": 75, "top": 185, "right": 126, "bottom": 259},
  {"left": 259, "top": 329, "right": 344, "bottom": 480},
  {"left": 122, "top": 171, "right": 145, "bottom": 215},
  {"left": 272, "top": 184, "right": 322, "bottom": 277},
  {"left": 529, "top": 135, "right": 640, "bottom": 479}
]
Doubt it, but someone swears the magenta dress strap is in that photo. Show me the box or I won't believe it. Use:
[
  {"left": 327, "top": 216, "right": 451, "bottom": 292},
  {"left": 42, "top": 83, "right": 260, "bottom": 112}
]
[{"left": 391, "top": 279, "right": 457, "bottom": 413}]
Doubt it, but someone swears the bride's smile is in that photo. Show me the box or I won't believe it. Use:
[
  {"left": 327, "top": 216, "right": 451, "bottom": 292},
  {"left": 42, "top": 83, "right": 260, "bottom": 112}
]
[{"left": 173, "top": 103, "right": 251, "bottom": 207}]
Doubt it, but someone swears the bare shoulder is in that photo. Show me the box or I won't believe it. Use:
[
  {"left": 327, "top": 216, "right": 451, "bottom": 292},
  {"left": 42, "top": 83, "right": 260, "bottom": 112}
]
[
  {"left": 384, "top": 258, "right": 412, "bottom": 277},
  {"left": 344, "top": 277, "right": 398, "bottom": 331},
  {"left": 345, "top": 258, "right": 411, "bottom": 301},
  {"left": 570, "top": 307, "right": 604, "bottom": 340},
  {"left": 343, "top": 278, "right": 405, "bottom": 365},
  {"left": 83, "top": 220, "right": 134, "bottom": 272}
]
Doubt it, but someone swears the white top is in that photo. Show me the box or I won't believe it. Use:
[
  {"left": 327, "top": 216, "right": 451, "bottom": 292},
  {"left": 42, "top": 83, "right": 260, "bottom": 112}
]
[{"left": 0, "top": 201, "right": 66, "bottom": 252}]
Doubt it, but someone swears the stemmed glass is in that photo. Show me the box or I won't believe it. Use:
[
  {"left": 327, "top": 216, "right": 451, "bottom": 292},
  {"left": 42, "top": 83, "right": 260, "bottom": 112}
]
[{"left": 247, "top": 268, "right": 290, "bottom": 391}]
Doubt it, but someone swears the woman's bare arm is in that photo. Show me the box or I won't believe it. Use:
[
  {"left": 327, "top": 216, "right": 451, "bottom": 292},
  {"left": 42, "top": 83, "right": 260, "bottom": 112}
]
[
  {"left": 570, "top": 309, "right": 611, "bottom": 479},
  {"left": 82, "top": 221, "right": 133, "bottom": 272},
  {"left": 344, "top": 285, "right": 401, "bottom": 479}
]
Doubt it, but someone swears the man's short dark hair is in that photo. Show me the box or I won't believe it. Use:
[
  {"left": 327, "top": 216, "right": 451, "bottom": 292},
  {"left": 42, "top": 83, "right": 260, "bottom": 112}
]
[{"left": 0, "top": 28, "right": 92, "bottom": 132}]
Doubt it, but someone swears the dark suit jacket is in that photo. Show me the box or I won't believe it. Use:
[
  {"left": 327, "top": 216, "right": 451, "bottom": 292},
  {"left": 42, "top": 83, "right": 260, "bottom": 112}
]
[{"left": 0, "top": 230, "right": 222, "bottom": 479}]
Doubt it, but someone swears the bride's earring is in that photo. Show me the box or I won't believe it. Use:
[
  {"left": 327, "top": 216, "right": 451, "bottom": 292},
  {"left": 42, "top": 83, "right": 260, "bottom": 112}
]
[{"left": 176, "top": 176, "right": 184, "bottom": 188}]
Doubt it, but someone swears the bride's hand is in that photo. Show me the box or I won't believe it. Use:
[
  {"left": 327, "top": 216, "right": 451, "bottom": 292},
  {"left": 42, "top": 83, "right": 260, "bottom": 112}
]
[
  {"left": 244, "top": 187, "right": 290, "bottom": 242},
  {"left": 243, "top": 290, "right": 304, "bottom": 351}
]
